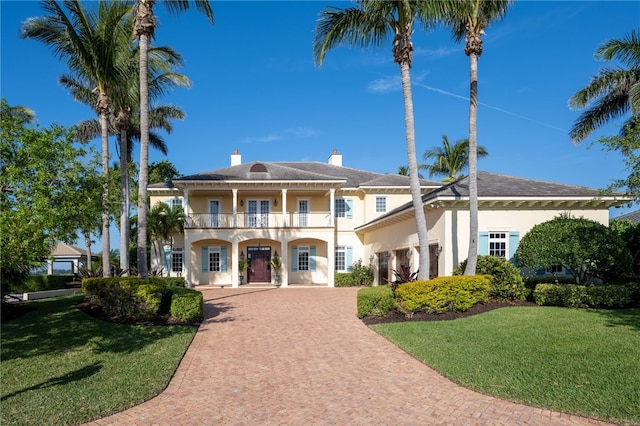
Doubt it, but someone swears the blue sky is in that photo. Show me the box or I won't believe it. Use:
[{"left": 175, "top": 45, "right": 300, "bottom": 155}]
[{"left": 2, "top": 1, "right": 639, "bottom": 252}]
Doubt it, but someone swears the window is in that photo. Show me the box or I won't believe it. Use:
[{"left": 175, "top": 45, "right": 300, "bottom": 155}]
[
  {"left": 335, "top": 198, "right": 352, "bottom": 218},
  {"left": 298, "top": 246, "right": 310, "bottom": 271},
  {"left": 335, "top": 246, "right": 346, "bottom": 272},
  {"left": 375, "top": 196, "right": 387, "bottom": 213},
  {"left": 547, "top": 264, "right": 563, "bottom": 273},
  {"left": 489, "top": 232, "right": 508, "bottom": 258},
  {"left": 172, "top": 248, "right": 183, "bottom": 273},
  {"left": 171, "top": 198, "right": 182, "bottom": 208},
  {"left": 208, "top": 247, "right": 221, "bottom": 272}
]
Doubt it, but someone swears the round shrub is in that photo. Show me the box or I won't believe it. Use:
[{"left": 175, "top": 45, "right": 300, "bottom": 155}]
[
  {"left": 357, "top": 285, "right": 394, "bottom": 318},
  {"left": 454, "top": 255, "right": 526, "bottom": 301}
]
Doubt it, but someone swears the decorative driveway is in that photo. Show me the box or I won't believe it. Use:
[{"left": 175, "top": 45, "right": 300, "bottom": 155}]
[{"left": 85, "top": 287, "right": 612, "bottom": 425}]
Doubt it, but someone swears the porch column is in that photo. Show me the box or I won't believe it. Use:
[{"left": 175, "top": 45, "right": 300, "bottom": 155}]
[
  {"left": 327, "top": 236, "right": 335, "bottom": 287},
  {"left": 232, "top": 189, "right": 238, "bottom": 227},
  {"left": 280, "top": 237, "right": 288, "bottom": 287},
  {"left": 47, "top": 259, "right": 53, "bottom": 275},
  {"left": 329, "top": 188, "right": 335, "bottom": 227},
  {"left": 183, "top": 189, "right": 190, "bottom": 215},
  {"left": 281, "top": 189, "right": 287, "bottom": 227},
  {"left": 232, "top": 241, "right": 240, "bottom": 288},
  {"left": 73, "top": 259, "right": 79, "bottom": 274}
]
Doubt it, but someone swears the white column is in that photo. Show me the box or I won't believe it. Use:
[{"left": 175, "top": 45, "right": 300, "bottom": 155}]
[
  {"left": 327, "top": 235, "right": 335, "bottom": 287},
  {"left": 280, "top": 237, "right": 288, "bottom": 287},
  {"left": 73, "top": 259, "right": 79, "bottom": 274},
  {"left": 281, "top": 189, "right": 287, "bottom": 227},
  {"left": 183, "top": 189, "right": 190, "bottom": 215},
  {"left": 329, "top": 188, "right": 335, "bottom": 227},
  {"left": 47, "top": 259, "right": 53, "bottom": 275},
  {"left": 232, "top": 241, "right": 239, "bottom": 288},
  {"left": 232, "top": 188, "right": 238, "bottom": 228},
  {"left": 184, "top": 233, "right": 192, "bottom": 288}
]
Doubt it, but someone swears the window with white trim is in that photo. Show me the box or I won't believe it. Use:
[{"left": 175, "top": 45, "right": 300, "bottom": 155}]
[
  {"left": 375, "top": 196, "right": 387, "bottom": 213},
  {"left": 335, "top": 199, "right": 346, "bottom": 218},
  {"left": 172, "top": 248, "right": 183, "bottom": 273},
  {"left": 298, "top": 246, "right": 310, "bottom": 271},
  {"left": 335, "top": 246, "right": 346, "bottom": 272},
  {"left": 489, "top": 232, "right": 508, "bottom": 258},
  {"left": 171, "top": 198, "right": 182, "bottom": 208},
  {"left": 208, "top": 247, "right": 221, "bottom": 272}
]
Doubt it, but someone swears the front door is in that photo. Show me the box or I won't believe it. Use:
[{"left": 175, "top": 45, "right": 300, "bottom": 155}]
[
  {"left": 429, "top": 244, "right": 439, "bottom": 279},
  {"left": 377, "top": 252, "right": 389, "bottom": 285},
  {"left": 248, "top": 247, "right": 271, "bottom": 283}
]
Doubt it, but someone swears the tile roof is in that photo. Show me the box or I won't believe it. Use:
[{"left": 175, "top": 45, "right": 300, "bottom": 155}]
[{"left": 612, "top": 209, "right": 640, "bottom": 223}]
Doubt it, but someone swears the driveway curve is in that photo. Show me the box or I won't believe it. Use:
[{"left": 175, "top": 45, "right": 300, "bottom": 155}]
[{"left": 86, "top": 287, "right": 611, "bottom": 426}]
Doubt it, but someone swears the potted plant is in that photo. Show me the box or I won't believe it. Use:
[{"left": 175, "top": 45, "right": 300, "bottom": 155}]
[
  {"left": 270, "top": 251, "right": 282, "bottom": 286},
  {"left": 238, "top": 253, "right": 249, "bottom": 285}
]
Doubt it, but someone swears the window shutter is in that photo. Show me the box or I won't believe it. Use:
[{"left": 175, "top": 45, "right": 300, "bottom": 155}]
[
  {"left": 310, "top": 245, "right": 316, "bottom": 271},
  {"left": 201, "top": 247, "right": 208, "bottom": 272},
  {"left": 291, "top": 246, "right": 298, "bottom": 272},
  {"left": 165, "top": 198, "right": 172, "bottom": 208},
  {"left": 478, "top": 232, "right": 489, "bottom": 255},
  {"left": 346, "top": 246, "right": 353, "bottom": 271},
  {"left": 509, "top": 231, "right": 520, "bottom": 265},
  {"left": 346, "top": 198, "right": 353, "bottom": 219},
  {"left": 221, "top": 246, "right": 228, "bottom": 272}
]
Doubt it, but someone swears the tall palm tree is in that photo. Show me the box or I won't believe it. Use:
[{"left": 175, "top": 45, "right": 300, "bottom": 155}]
[
  {"left": 134, "top": 0, "right": 213, "bottom": 279},
  {"left": 420, "top": 135, "right": 488, "bottom": 182},
  {"left": 314, "top": 1, "right": 451, "bottom": 281},
  {"left": 22, "top": 0, "right": 134, "bottom": 277},
  {"left": 446, "top": 0, "right": 511, "bottom": 276},
  {"left": 148, "top": 202, "right": 185, "bottom": 274},
  {"left": 570, "top": 29, "right": 640, "bottom": 143}
]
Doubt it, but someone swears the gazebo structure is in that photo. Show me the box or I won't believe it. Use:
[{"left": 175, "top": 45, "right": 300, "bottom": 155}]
[{"left": 48, "top": 243, "right": 91, "bottom": 275}]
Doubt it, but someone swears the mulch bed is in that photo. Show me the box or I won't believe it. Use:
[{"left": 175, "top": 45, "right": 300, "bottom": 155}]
[{"left": 361, "top": 299, "right": 537, "bottom": 325}]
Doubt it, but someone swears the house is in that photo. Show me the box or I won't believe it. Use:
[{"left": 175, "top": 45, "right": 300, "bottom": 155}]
[{"left": 148, "top": 150, "right": 627, "bottom": 287}]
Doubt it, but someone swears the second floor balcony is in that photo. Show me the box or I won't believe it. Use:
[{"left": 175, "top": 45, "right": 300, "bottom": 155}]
[{"left": 185, "top": 212, "right": 332, "bottom": 229}]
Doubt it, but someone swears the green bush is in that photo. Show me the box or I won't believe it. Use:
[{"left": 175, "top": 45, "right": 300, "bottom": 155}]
[
  {"left": 454, "top": 256, "right": 526, "bottom": 301},
  {"left": 357, "top": 285, "right": 394, "bottom": 318},
  {"left": 335, "top": 273, "right": 356, "bottom": 287},
  {"left": 395, "top": 276, "right": 490, "bottom": 317},
  {"left": 14, "top": 274, "right": 75, "bottom": 292},
  {"left": 149, "top": 277, "right": 186, "bottom": 288},
  {"left": 351, "top": 260, "right": 374, "bottom": 286},
  {"left": 136, "top": 283, "right": 165, "bottom": 318},
  {"left": 533, "top": 284, "right": 632, "bottom": 308},
  {"left": 168, "top": 287, "right": 203, "bottom": 322}
]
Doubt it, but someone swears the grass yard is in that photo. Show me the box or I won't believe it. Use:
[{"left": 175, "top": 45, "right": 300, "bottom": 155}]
[
  {"left": 1, "top": 295, "right": 198, "bottom": 426},
  {"left": 372, "top": 306, "right": 640, "bottom": 426}
]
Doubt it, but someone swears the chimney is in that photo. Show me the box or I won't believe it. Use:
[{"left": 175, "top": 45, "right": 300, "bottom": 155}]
[
  {"left": 328, "top": 149, "right": 342, "bottom": 167},
  {"left": 231, "top": 149, "right": 241, "bottom": 166}
]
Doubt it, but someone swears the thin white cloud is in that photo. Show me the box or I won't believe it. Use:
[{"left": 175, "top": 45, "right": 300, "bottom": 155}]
[
  {"left": 284, "top": 127, "right": 318, "bottom": 138},
  {"left": 241, "top": 134, "right": 280, "bottom": 144},
  {"left": 414, "top": 47, "right": 458, "bottom": 60},
  {"left": 241, "top": 126, "right": 318, "bottom": 144},
  {"left": 368, "top": 75, "right": 401, "bottom": 93}
]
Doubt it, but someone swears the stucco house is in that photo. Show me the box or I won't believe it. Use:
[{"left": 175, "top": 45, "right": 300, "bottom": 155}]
[{"left": 148, "top": 150, "right": 627, "bottom": 287}]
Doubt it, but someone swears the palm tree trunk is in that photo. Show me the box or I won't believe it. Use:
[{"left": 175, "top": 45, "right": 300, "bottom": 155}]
[
  {"left": 464, "top": 52, "right": 479, "bottom": 275},
  {"left": 99, "top": 110, "right": 111, "bottom": 277},
  {"left": 137, "top": 31, "right": 150, "bottom": 279},
  {"left": 84, "top": 230, "right": 93, "bottom": 272},
  {"left": 119, "top": 127, "right": 129, "bottom": 275},
  {"left": 400, "top": 63, "right": 430, "bottom": 281}
]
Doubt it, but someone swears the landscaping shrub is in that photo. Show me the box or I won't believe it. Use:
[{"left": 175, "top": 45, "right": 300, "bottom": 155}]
[
  {"left": 454, "top": 255, "right": 526, "bottom": 301},
  {"left": 357, "top": 285, "right": 394, "bottom": 318},
  {"left": 335, "top": 273, "right": 356, "bottom": 287},
  {"left": 350, "top": 260, "right": 374, "bottom": 286},
  {"left": 13, "top": 274, "right": 74, "bottom": 293},
  {"left": 136, "top": 283, "right": 165, "bottom": 318},
  {"left": 168, "top": 287, "right": 203, "bottom": 322},
  {"left": 395, "top": 276, "right": 490, "bottom": 317},
  {"left": 533, "top": 284, "right": 632, "bottom": 308},
  {"left": 149, "top": 276, "right": 186, "bottom": 288}
]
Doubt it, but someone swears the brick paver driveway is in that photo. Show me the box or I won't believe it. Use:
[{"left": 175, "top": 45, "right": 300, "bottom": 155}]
[{"left": 87, "top": 287, "right": 611, "bottom": 426}]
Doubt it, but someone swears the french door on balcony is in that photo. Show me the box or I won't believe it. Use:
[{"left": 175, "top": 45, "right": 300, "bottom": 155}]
[
  {"left": 247, "top": 200, "right": 270, "bottom": 228},
  {"left": 209, "top": 200, "right": 220, "bottom": 228},
  {"left": 298, "top": 199, "right": 309, "bottom": 227}
]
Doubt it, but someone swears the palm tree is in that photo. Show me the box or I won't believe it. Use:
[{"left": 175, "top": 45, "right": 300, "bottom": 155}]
[
  {"left": 63, "top": 44, "right": 189, "bottom": 274},
  {"left": 22, "top": 0, "right": 134, "bottom": 277},
  {"left": 420, "top": 135, "right": 488, "bottom": 182},
  {"left": 314, "top": 1, "right": 451, "bottom": 281},
  {"left": 148, "top": 202, "right": 185, "bottom": 274},
  {"left": 134, "top": 0, "right": 213, "bottom": 279},
  {"left": 446, "top": 0, "right": 511, "bottom": 276},
  {"left": 570, "top": 29, "right": 640, "bottom": 143}
]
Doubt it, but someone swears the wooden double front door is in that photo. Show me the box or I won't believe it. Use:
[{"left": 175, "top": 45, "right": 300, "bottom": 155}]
[{"left": 247, "top": 247, "right": 271, "bottom": 283}]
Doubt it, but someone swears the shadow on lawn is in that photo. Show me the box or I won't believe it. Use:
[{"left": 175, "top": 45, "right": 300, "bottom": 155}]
[
  {"left": 593, "top": 307, "right": 640, "bottom": 331},
  {"left": 1, "top": 362, "right": 102, "bottom": 402},
  {"left": 0, "top": 296, "right": 195, "bottom": 362}
]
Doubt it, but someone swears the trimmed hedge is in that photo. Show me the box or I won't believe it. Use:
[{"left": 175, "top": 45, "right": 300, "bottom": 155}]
[
  {"left": 395, "top": 276, "right": 490, "bottom": 317},
  {"left": 168, "top": 287, "right": 203, "bottom": 322},
  {"left": 15, "top": 274, "right": 75, "bottom": 293},
  {"left": 454, "top": 256, "right": 526, "bottom": 301},
  {"left": 357, "top": 285, "right": 394, "bottom": 318},
  {"left": 533, "top": 284, "right": 632, "bottom": 308},
  {"left": 335, "top": 273, "right": 356, "bottom": 287},
  {"left": 82, "top": 277, "right": 200, "bottom": 322}
]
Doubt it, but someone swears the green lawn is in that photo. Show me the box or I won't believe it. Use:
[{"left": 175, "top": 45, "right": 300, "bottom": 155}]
[
  {"left": 1, "top": 295, "right": 198, "bottom": 426},
  {"left": 372, "top": 306, "right": 640, "bottom": 426}
]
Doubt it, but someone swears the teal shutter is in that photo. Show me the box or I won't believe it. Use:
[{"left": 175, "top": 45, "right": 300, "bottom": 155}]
[
  {"left": 201, "top": 247, "right": 208, "bottom": 272},
  {"left": 310, "top": 246, "right": 316, "bottom": 271},
  {"left": 346, "top": 246, "right": 353, "bottom": 271},
  {"left": 291, "top": 246, "right": 298, "bottom": 271},
  {"left": 221, "top": 247, "right": 228, "bottom": 272},
  {"left": 346, "top": 198, "right": 353, "bottom": 219},
  {"left": 508, "top": 231, "right": 520, "bottom": 265},
  {"left": 478, "top": 232, "right": 489, "bottom": 255},
  {"left": 165, "top": 198, "right": 172, "bottom": 208}
]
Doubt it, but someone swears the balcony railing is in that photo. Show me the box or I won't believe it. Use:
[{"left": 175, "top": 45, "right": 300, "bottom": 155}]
[{"left": 185, "top": 212, "right": 332, "bottom": 229}]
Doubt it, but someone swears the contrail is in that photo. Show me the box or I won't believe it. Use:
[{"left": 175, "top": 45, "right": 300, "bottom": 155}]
[{"left": 414, "top": 82, "right": 568, "bottom": 133}]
